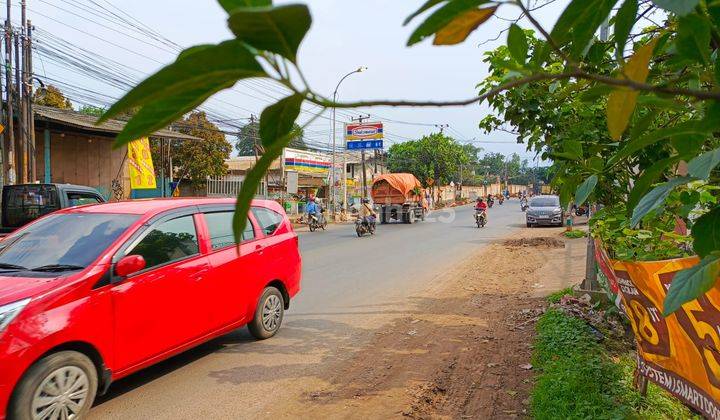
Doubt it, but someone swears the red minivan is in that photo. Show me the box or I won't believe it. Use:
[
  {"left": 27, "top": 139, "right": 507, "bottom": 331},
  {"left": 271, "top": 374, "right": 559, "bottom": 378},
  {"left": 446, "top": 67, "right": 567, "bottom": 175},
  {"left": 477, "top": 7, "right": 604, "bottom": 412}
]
[{"left": 0, "top": 198, "right": 301, "bottom": 419}]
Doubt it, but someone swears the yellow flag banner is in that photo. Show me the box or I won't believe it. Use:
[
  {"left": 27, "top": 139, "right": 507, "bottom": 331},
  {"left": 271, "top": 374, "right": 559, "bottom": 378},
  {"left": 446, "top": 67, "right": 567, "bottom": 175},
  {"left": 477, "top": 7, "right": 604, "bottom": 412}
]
[
  {"left": 128, "top": 138, "right": 156, "bottom": 190},
  {"left": 607, "top": 255, "right": 720, "bottom": 419}
]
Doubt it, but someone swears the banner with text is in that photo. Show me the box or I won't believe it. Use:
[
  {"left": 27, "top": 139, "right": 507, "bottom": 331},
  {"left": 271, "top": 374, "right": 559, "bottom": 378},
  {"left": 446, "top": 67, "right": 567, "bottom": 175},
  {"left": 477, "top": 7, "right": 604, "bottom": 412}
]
[
  {"left": 603, "top": 254, "right": 720, "bottom": 419},
  {"left": 345, "top": 122, "right": 384, "bottom": 150}
]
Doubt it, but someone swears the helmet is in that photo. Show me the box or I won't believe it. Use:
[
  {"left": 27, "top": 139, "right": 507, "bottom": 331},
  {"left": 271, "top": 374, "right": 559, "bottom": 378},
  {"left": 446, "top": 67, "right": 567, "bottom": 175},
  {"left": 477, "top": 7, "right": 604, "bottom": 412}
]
[
  {"left": 362, "top": 198, "right": 370, "bottom": 204},
  {"left": 477, "top": 197, "right": 482, "bottom": 202}
]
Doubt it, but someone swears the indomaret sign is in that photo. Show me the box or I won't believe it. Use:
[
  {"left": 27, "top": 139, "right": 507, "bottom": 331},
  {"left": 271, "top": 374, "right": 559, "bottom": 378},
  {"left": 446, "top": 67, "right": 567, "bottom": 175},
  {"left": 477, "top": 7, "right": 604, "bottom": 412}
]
[{"left": 345, "top": 122, "right": 384, "bottom": 150}]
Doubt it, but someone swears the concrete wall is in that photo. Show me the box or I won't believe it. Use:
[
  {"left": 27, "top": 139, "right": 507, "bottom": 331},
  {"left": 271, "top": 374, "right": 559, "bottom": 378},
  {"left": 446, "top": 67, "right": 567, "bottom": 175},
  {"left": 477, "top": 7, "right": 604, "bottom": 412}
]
[{"left": 433, "top": 183, "right": 529, "bottom": 204}]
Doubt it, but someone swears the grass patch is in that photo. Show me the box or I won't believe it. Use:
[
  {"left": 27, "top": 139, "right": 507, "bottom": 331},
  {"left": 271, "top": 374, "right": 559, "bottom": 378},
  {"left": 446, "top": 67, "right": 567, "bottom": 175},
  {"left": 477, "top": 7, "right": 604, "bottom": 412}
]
[
  {"left": 531, "top": 308, "right": 696, "bottom": 419},
  {"left": 563, "top": 230, "right": 587, "bottom": 239}
]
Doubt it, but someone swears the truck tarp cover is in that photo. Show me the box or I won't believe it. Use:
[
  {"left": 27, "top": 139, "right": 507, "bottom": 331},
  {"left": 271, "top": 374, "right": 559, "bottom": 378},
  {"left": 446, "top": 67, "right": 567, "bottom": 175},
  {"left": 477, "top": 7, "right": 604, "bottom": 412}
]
[{"left": 371, "top": 173, "right": 425, "bottom": 206}]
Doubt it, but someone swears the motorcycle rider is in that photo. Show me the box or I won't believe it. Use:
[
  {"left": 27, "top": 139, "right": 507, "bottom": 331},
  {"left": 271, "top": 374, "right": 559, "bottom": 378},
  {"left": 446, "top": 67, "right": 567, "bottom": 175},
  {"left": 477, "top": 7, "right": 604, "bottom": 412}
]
[
  {"left": 475, "top": 197, "right": 488, "bottom": 222},
  {"left": 359, "top": 198, "right": 377, "bottom": 228},
  {"left": 306, "top": 197, "right": 323, "bottom": 225}
]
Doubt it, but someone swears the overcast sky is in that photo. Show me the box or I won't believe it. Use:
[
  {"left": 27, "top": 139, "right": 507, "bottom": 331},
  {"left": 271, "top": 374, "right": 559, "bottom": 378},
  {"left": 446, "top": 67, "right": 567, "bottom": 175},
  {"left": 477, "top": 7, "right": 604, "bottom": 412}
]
[{"left": 25, "top": 0, "right": 571, "bottom": 161}]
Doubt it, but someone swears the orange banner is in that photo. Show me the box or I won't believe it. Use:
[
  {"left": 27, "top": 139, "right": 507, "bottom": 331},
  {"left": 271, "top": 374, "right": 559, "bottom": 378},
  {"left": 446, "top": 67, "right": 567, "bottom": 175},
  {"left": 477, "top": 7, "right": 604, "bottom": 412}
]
[{"left": 611, "top": 257, "right": 720, "bottom": 418}]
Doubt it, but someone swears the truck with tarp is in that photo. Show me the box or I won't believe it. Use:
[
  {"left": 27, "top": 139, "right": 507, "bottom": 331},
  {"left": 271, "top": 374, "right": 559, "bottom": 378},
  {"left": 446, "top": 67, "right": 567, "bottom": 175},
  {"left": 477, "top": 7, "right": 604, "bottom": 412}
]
[{"left": 371, "top": 173, "right": 428, "bottom": 224}]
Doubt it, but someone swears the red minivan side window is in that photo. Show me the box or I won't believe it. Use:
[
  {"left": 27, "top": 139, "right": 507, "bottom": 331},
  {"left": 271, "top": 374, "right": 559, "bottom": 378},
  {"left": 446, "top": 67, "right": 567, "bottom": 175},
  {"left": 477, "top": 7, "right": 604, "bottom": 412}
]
[
  {"left": 251, "top": 207, "right": 283, "bottom": 236},
  {"left": 125, "top": 215, "right": 200, "bottom": 270},
  {"left": 204, "top": 211, "right": 256, "bottom": 251}
]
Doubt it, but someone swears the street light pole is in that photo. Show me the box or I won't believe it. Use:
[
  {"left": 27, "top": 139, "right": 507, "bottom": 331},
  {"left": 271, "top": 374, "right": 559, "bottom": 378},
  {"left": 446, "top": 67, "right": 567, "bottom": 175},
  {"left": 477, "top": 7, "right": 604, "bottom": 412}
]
[{"left": 332, "top": 66, "right": 366, "bottom": 219}]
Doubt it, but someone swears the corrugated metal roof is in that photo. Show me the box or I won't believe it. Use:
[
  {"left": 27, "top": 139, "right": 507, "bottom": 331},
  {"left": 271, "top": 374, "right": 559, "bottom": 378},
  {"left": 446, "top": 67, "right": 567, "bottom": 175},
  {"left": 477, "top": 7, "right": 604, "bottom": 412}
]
[{"left": 34, "top": 105, "right": 201, "bottom": 141}]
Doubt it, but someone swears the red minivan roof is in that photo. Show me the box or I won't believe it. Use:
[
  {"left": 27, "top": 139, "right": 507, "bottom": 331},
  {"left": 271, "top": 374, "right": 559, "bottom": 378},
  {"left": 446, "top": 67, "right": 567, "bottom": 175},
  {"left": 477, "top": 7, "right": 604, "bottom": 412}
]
[{"left": 58, "top": 198, "right": 278, "bottom": 216}]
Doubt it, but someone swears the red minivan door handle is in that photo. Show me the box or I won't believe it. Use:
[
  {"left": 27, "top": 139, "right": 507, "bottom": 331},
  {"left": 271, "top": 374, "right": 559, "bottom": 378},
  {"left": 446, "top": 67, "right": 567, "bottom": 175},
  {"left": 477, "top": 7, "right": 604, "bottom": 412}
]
[{"left": 255, "top": 244, "right": 264, "bottom": 255}]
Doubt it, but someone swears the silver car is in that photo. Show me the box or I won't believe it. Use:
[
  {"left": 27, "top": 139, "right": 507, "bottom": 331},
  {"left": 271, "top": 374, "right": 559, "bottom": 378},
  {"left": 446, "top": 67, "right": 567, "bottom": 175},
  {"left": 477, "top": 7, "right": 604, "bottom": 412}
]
[{"left": 526, "top": 195, "right": 564, "bottom": 227}]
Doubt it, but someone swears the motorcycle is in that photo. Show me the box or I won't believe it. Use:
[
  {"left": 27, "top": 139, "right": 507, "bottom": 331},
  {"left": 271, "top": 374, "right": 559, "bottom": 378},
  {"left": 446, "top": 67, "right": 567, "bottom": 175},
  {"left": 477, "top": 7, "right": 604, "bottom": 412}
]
[
  {"left": 474, "top": 209, "right": 487, "bottom": 228},
  {"left": 488, "top": 197, "right": 494, "bottom": 208},
  {"left": 355, "top": 217, "right": 375, "bottom": 237},
  {"left": 498, "top": 195, "right": 505, "bottom": 205},
  {"left": 308, "top": 212, "right": 327, "bottom": 232},
  {"left": 520, "top": 199, "right": 529, "bottom": 212},
  {"left": 574, "top": 205, "right": 588, "bottom": 216}
]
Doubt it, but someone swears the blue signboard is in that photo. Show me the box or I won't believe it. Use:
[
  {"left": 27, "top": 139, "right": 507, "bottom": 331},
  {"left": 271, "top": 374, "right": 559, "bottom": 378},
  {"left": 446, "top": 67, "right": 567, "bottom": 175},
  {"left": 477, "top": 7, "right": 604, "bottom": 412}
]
[{"left": 347, "top": 140, "right": 384, "bottom": 150}]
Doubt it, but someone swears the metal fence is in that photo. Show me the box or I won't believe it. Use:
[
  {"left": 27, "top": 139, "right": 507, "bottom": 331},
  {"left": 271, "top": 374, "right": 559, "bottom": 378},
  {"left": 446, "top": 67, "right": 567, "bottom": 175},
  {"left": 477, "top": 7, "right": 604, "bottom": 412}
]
[{"left": 206, "top": 176, "right": 266, "bottom": 197}]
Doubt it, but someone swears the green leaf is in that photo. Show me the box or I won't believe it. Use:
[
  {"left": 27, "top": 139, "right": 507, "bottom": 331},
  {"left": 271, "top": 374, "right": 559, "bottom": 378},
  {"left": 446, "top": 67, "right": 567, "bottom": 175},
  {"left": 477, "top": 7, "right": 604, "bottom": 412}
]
[
  {"left": 663, "top": 256, "right": 720, "bottom": 316},
  {"left": 627, "top": 155, "right": 681, "bottom": 211},
  {"left": 404, "top": 0, "right": 446, "bottom": 26},
  {"left": 628, "top": 108, "right": 659, "bottom": 140},
  {"left": 113, "top": 79, "right": 236, "bottom": 147},
  {"left": 631, "top": 177, "right": 694, "bottom": 226},
  {"left": 233, "top": 96, "right": 303, "bottom": 242},
  {"left": 688, "top": 148, "right": 720, "bottom": 179},
  {"left": 609, "top": 119, "right": 714, "bottom": 165},
  {"left": 575, "top": 175, "right": 598, "bottom": 206},
  {"left": 549, "top": 0, "right": 618, "bottom": 58},
  {"left": 102, "top": 40, "right": 265, "bottom": 137},
  {"left": 228, "top": 4, "right": 311, "bottom": 62},
  {"left": 715, "top": 52, "right": 720, "bottom": 85},
  {"left": 676, "top": 14, "right": 711, "bottom": 64},
  {"left": 433, "top": 7, "right": 496, "bottom": 45},
  {"left": 586, "top": 41, "right": 607, "bottom": 64},
  {"left": 564, "top": 139, "right": 583, "bottom": 159},
  {"left": 672, "top": 133, "right": 705, "bottom": 157},
  {"left": 259, "top": 94, "right": 304, "bottom": 148},
  {"left": 651, "top": 0, "right": 700, "bottom": 16},
  {"left": 177, "top": 44, "right": 214, "bottom": 60},
  {"left": 692, "top": 208, "right": 720, "bottom": 257},
  {"left": 218, "top": 0, "right": 270, "bottom": 13},
  {"left": 407, "top": 0, "right": 490, "bottom": 46},
  {"left": 614, "top": 0, "right": 638, "bottom": 61},
  {"left": 232, "top": 145, "right": 284, "bottom": 243},
  {"left": 507, "top": 24, "right": 528, "bottom": 64},
  {"left": 579, "top": 84, "right": 612, "bottom": 102}
]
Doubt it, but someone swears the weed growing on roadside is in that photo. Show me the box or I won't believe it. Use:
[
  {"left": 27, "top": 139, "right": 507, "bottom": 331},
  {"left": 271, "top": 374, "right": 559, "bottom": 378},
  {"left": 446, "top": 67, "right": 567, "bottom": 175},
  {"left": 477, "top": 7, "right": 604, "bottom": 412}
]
[
  {"left": 563, "top": 230, "right": 587, "bottom": 239},
  {"left": 531, "top": 308, "right": 696, "bottom": 419},
  {"left": 546, "top": 288, "right": 574, "bottom": 304}
]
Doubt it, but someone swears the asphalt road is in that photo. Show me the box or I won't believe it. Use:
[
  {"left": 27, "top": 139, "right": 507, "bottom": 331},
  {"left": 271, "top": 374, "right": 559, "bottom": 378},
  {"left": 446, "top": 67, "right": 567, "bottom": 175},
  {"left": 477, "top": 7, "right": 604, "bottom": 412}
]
[{"left": 90, "top": 200, "right": 527, "bottom": 419}]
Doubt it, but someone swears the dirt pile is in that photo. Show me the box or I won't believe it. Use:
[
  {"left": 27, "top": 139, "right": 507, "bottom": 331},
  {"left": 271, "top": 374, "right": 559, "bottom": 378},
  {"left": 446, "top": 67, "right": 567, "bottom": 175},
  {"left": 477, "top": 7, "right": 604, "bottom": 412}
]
[
  {"left": 269, "top": 228, "right": 579, "bottom": 419},
  {"left": 503, "top": 237, "right": 564, "bottom": 248}
]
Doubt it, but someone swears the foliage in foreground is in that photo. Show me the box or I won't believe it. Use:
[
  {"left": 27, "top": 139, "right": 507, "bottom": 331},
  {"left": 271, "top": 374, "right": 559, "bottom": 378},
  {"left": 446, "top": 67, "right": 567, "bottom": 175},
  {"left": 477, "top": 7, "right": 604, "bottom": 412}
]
[{"left": 532, "top": 308, "right": 696, "bottom": 419}]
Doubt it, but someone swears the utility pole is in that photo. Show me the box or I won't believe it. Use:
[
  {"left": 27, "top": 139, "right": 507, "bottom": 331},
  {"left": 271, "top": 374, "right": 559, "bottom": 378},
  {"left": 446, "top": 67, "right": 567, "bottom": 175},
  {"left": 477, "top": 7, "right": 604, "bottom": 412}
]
[
  {"left": 4, "top": 1, "right": 15, "bottom": 185},
  {"left": 14, "top": 26, "right": 23, "bottom": 183},
  {"left": 25, "top": 19, "right": 34, "bottom": 182},
  {"left": 580, "top": 18, "right": 610, "bottom": 292},
  {"left": 248, "top": 114, "right": 267, "bottom": 197},
  {"left": 351, "top": 114, "right": 370, "bottom": 199}
]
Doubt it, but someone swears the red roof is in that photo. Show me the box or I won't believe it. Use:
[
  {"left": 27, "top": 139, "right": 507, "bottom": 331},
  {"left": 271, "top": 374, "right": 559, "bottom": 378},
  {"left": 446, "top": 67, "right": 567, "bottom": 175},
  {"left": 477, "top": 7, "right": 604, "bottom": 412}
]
[{"left": 59, "top": 198, "right": 274, "bottom": 216}]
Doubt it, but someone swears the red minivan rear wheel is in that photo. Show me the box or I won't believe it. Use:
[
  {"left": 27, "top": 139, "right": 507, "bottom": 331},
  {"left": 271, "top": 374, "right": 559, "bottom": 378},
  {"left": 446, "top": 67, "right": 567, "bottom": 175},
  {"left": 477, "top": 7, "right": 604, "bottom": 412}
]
[
  {"left": 248, "top": 287, "right": 285, "bottom": 340},
  {"left": 9, "top": 350, "right": 98, "bottom": 420}
]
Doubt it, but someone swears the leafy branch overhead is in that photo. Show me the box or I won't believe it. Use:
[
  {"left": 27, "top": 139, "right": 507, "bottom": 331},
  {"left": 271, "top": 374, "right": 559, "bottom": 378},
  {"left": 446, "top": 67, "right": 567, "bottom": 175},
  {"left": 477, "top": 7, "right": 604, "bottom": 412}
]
[{"left": 106, "top": 0, "right": 720, "bottom": 313}]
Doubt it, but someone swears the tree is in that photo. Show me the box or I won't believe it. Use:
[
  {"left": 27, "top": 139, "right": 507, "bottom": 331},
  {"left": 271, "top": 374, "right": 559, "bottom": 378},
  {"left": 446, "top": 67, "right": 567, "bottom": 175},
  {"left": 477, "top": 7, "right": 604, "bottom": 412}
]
[
  {"left": 78, "top": 105, "right": 105, "bottom": 117},
  {"left": 387, "top": 133, "right": 471, "bottom": 186},
  {"left": 236, "top": 121, "right": 306, "bottom": 155},
  {"left": 170, "top": 111, "right": 232, "bottom": 186},
  {"left": 33, "top": 85, "right": 72, "bottom": 109}
]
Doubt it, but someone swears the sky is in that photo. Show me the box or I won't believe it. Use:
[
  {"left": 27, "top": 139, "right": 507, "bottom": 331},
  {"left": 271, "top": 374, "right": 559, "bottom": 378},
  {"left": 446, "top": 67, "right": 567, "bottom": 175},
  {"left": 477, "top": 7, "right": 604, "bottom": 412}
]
[{"left": 22, "top": 0, "right": 571, "bottom": 162}]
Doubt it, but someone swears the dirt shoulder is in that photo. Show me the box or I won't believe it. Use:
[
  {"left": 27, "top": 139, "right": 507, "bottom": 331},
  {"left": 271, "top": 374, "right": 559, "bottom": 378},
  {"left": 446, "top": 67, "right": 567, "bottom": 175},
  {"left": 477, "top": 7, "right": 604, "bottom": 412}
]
[{"left": 268, "top": 227, "right": 587, "bottom": 419}]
